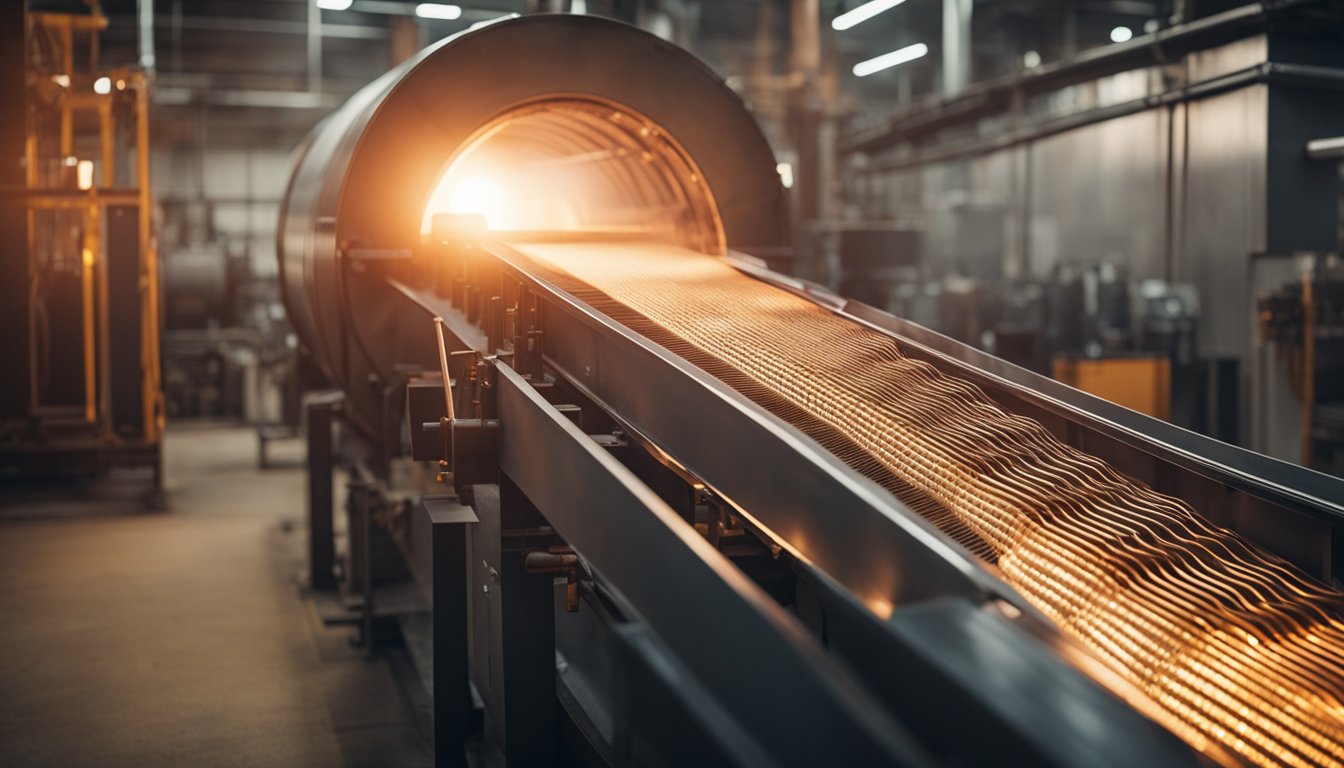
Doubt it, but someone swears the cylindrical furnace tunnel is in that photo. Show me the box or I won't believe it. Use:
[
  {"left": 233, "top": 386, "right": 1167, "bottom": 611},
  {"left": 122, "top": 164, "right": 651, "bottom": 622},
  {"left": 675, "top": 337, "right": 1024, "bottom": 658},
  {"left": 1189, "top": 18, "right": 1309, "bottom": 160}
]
[{"left": 278, "top": 14, "right": 788, "bottom": 436}]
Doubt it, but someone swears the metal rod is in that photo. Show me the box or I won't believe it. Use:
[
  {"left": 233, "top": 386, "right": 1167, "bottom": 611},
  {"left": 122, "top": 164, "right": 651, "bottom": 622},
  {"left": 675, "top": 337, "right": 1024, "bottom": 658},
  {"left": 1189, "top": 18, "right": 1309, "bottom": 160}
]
[
  {"left": 1303, "top": 271, "right": 1315, "bottom": 468},
  {"left": 138, "top": 0, "right": 156, "bottom": 72},
  {"left": 307, "top": 0, "right": 321, "bottom": 95},
  {"left": 360, "top": 483, "right": 374, "bottom": 658},
  {"left": 136, "top": 73, "right": 162, "bottom": 444},
  {"left": 434, "top": 317, "right": 456, "bottom": 421},
  {"left": 1306, "top": 136, "right": 1344, "bottom": 161},
  {"left": 81, "top": 206, "right": 97, "bottom": 423}
]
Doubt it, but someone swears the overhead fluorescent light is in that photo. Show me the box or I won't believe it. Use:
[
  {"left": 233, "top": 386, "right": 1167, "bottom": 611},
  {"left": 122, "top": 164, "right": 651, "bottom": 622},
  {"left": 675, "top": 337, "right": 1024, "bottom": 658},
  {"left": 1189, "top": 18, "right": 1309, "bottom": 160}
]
[
  {"left": 315, "top": 0, "right": 353, "bottom": 10},
  {"left": 852, "top": 42, "right": 928, "bottom": 77},
  {"left": 415, "top": 3, "right": 462, "bottom": 19},
  {"left": 469, "top": 12, "right": 519, "bottom": 30},
  {"left": 832, "top": 0, "right": 908, "bottom": 31}
]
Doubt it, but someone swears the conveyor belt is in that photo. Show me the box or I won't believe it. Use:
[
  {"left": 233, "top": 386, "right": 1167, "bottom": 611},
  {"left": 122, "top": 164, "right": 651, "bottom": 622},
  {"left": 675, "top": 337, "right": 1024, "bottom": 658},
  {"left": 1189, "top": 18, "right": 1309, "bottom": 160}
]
[{"left": 511, "top": 240, "right": 1344, "bottom": 768}]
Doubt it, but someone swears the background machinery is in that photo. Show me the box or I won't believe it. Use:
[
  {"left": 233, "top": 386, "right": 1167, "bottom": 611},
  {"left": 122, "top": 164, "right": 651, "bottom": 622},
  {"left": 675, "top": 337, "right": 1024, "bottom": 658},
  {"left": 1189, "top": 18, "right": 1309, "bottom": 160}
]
[{"left": 0, "top": 6, "right": 164, "bottom": 500}]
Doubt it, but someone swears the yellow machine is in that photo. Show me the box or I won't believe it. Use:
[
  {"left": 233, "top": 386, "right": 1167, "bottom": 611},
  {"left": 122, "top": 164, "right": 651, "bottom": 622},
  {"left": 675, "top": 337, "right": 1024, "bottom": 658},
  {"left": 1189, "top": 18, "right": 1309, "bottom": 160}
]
[
  {"left": 0, "top": 8, "right": 163, "bottom": 498},
  {"left": 1052, "top": 355, "right": 1171, "bottom": 419}
]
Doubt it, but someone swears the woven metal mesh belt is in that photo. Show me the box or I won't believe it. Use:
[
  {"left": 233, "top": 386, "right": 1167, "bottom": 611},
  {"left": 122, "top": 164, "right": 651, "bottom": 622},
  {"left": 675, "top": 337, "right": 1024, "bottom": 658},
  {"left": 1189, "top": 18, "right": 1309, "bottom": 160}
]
[{"left": 512, "top": 240, "right": 1344, "bottom": 768}]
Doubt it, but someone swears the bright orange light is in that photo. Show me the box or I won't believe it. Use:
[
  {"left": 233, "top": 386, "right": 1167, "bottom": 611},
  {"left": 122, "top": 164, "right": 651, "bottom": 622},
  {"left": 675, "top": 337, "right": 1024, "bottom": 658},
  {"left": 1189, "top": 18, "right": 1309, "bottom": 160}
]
[{"left": 423, "top": 173, "right": 513, "bottom": 232}]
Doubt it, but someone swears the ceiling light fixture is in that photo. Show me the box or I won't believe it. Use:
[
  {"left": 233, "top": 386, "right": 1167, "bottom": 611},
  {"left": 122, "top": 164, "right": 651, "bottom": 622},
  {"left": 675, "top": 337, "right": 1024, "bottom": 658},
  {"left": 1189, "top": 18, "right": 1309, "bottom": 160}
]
[
  {"left": 832, "top": 0, "right": 909, "bottom": 31},
  {"left": 415, "top": 3, "right": 462, "bottom": 19},
  {"left": 853, "top": 42, "right": 928, "bottom": 77}
]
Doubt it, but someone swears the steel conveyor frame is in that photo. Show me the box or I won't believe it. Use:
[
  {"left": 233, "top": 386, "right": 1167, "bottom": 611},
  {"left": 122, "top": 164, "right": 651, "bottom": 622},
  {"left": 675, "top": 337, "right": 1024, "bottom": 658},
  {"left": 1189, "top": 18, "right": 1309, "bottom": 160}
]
[{"left": 393, "top": 237, "right": 1215, "bottom": 768}]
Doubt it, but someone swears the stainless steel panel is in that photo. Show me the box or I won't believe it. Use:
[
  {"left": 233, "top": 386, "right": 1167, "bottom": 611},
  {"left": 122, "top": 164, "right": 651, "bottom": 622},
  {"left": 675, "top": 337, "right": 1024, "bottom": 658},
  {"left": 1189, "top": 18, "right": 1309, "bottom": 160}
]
[
  {"left": 1178, "top": 85, "right": 1268, "bottom": 359},
  {"left": 1027, "top": 108, "right": 1168, "bottom": 280},
  {"left": 1187, "top": 34, "right": 1268, "bottom": 83}
]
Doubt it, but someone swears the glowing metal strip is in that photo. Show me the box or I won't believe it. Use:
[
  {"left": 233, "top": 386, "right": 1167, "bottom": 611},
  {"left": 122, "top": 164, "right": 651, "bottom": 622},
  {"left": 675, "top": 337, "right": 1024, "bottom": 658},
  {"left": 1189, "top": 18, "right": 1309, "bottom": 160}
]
[{"left": 512, "top": 240, "right": 1344, "bottom": 768}]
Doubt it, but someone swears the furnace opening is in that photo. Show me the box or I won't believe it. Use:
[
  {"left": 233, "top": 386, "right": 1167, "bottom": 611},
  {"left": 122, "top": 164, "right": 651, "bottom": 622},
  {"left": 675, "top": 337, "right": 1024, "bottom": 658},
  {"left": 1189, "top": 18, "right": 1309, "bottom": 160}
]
[{"left": 421, "top": 98, "right": 725, "bottom": 254}]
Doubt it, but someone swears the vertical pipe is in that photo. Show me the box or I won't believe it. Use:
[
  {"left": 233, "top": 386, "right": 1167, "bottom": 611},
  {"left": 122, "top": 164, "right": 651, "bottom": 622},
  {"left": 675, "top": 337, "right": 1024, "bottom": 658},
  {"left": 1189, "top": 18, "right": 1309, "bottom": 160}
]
[
  {"left": 429, "top": 500, "right": 473, "bottom": 768},
  {"left": 1302, "top": 270, "right": 1315, "bottom": 467},
  {"left": 307, "top": 395, "right": 339, "bottom": 591},
  {"left": 359, "top": 483, "right": 374, "bottom": 657},
  {"left": 942, "top": 0, "right": 972, "bottom": 94},
  {"left": 308, "top": 0, "right": 321, "bottom": 94},
  {"left": 1063, "top": 0, "right": 1077, "bottom": 58},
  {"left": 138, "top": 0, "right": 156, "bottom": 73},
  {"left": 1, "top": 0, "right": 32, "bottom": 420},
  {"left": 99, "top": 98, "right": 114, "bottom": 187},
  {"left": 95, "top": 191, "right": 113, "bottom": 437},
  {"left": 81, "top": 207, "right": 97, "bottom": 423},
  {"left": 172, "top": 0, "right": 181, "bottom": 74},
  {"left": 789, "top": 0, "right": 822, "bottom": 223},
  {"left": 59, "top": 23, "right": 73, "bottom": 159},
  {"left": 136, "top": 75, "right": 161, "bottom": 443}
]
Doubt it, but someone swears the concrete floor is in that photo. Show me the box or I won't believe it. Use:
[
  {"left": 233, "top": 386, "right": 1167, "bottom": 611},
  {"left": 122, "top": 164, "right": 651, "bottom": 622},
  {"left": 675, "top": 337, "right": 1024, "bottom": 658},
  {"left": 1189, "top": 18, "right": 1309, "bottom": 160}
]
[{"left": 0, "top": 426, "right": 431, "bottom": 767}]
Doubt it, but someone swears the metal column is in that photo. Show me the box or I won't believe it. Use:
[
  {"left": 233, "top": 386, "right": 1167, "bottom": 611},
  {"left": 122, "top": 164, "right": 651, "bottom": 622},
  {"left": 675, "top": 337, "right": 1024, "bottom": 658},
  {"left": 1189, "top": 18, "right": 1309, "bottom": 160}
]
[
  {"left": 305, "top": 391, "right": 343, "bottom": 591},
  {"left": 469, "top": 478, "right": 559, "bottom": 767},
  {"left": 426, "top": 495, "right": 476, "bottom": 768},
  {"left": 498, "top": 476, "right": 559, "bottom": 767},
  {"left": 0, "top": 0, "right": 29, "bottom": 420},
  {"left": 942, "top": 0, "right": 972, "bottom": 94}
]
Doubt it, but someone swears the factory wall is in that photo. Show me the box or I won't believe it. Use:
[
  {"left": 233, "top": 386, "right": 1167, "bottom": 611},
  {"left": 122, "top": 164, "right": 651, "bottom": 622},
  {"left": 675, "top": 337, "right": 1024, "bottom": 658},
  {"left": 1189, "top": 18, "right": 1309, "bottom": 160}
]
[
  {"left": 1028, "top": 109, "right": 1168, "bottom": 285},
  {"left": 153, "top": 144, "right": 293, "bottom": 279},
  {"left": 853, "top": 36, "right": 1316, "bottom": 364}
]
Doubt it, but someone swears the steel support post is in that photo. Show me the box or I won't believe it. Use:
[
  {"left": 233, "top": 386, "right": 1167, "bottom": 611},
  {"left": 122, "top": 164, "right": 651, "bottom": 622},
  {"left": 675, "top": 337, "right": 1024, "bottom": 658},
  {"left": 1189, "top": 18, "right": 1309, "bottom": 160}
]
[
  {"left": 305, "top": 391, "right": 343, "bottom": 591},
  {"left": 0, "top": 0, "right": 28, "bottom": 420},
  {"left": 427, "top": 495, "right": 476, "bottom": 768},
  {"left": 498, "top": 474, "right": 559, "bottom": 767}
]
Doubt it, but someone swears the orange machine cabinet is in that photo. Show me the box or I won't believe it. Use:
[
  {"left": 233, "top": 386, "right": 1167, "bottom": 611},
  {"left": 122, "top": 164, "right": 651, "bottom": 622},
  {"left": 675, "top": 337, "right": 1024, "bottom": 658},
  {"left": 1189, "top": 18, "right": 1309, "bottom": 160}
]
[{"left": 1053, "top": 356, "right": 1171, "bottom": 420}]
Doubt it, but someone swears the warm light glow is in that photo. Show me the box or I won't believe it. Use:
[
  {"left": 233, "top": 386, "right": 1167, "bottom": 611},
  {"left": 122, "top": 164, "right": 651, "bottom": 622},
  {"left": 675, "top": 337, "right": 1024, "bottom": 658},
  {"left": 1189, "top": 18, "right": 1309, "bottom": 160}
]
[
  {"left": 832, "top": 0, "right": 909, "bottom": 31},
  {"left": 315, "top": 0, "right": 353, "bottom": 10},
  {"left": 51, "top": 74, "right": 70, "bottom": 88},
  {"left": 1110, "top": 26, "right": 1133, "bottom": 43},
  {"left": 81, "top": 248, "right": 93, "bottom": 267},
  {"left": 93, "top": 77, "right": 112, "bottom": 95},
  {"left": 853, "top": 42, "right": 928, "bottom": 77},
  {"left": 415, "top": 3, "right": 461, "bottom": 19},
  {"left": 469, "top": 12, "right": 519, "bottom": 30},
  {"left": 76, "top": 160, "right": 94, "bottom": 190},
  {"left": 775, "top": 162, "right": 794, "bottom": 189},
  {"left": 425, "top": 174, "right": 512, "bottom": 231}
]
